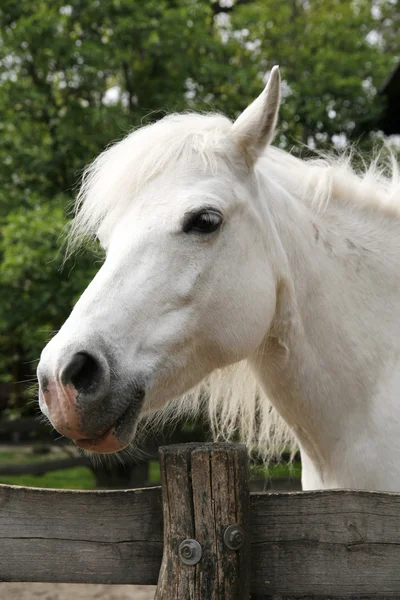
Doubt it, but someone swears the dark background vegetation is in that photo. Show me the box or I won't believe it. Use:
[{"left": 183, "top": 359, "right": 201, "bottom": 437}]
[{"left": 0, "top": 0, "right": 399, "bottom": 488}]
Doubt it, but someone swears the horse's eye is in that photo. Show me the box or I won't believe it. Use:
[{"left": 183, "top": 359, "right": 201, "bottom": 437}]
[{"left": 183, "top": 209, "right": 223, "bottom": 234}]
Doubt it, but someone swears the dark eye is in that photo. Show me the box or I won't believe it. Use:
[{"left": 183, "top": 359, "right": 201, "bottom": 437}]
[{"left": 183, "top": 209, "right": 223, "bottom": 234}]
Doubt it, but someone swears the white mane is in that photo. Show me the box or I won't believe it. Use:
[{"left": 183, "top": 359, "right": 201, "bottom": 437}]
[
  {"left": 70, "top": 112, "right": 400, "bottom": 461},
  {"left": 265, "top": 145, "right": 400, "bottom": 217},
  {"left": 69, "top": 113, "right": 233, "bottom": 249}
]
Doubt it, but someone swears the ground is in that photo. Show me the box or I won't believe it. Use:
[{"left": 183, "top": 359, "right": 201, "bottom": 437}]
[{"left": 0, "top": 584, "right": 156, "bottom": 599}]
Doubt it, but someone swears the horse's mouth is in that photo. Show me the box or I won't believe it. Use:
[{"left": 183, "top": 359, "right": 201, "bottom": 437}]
[
  {"left": 74, "top": 425, "right": 123, "bottom": 453},
  {"left": 73, "top": 399, "right": 141, "bottom": 454}
]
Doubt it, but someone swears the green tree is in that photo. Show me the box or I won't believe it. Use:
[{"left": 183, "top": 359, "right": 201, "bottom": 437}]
[
  {"left": 0, "top": 0, "right": 236, "bottom": 402},
  {"left": 211, "top": 0, "right": 398, "bottom": 148},
  {"left": 0, "top": 0, "right": 398, "bottom": 408}
]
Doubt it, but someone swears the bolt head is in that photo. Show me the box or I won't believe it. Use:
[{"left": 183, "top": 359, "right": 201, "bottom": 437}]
[
  {"left": 224, "top": 524, "right": 245, "bottom": 550},
  {"left": 182, "top": 544, "right": 193, "bottom": 558},
  {"left": 230, "top": 530, "right": 243, "bottom": 546},
  {"left": 179, "top": 539, "right": 202, "bottom": 565}
]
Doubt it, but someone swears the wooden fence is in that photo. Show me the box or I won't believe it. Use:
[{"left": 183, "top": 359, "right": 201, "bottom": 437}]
[{"left": 1, "top": 442, "right": 400, "bottom": 598}]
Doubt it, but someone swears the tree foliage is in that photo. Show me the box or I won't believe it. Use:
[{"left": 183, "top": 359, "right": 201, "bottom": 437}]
[{"left": 0, "top": 0, "right": 398, "bottom": 401}]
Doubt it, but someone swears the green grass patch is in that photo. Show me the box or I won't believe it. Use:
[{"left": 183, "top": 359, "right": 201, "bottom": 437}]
[
  {"left": 0, "top": 450, "right": 96, "bottom": 489},
  {"left": 0, "top": 466, "right": 96, "bottom": 489},
  {"left": 148, "top": 460, "right": 160, "bottom": 483},
  {"left": 250, "top": 461, "right": 301, "bottom": 479}
]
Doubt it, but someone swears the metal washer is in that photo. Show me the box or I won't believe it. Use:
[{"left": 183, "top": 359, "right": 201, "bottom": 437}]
[
  {"left": 223, "top": 524, "right": 245, "bottom": 550},
  {"left": 178, "top": 538, "right": 202, "bottom": 565}
]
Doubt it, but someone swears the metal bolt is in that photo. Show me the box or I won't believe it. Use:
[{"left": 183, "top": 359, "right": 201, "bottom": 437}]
[
  {"left": 223, "top": 524, "right": 245, "bottom": 550},
  {"left": 178, "top": 539, "right": 202, "bottom": 565}
]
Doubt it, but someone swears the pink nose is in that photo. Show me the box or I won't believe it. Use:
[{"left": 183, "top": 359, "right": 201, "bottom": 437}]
[
  {"left": 40, "top": 377, "right": 83, "bottom": 438},
  {"left": 40, "top": 378, "right": 123, "bottom": 452},
  {"left": 38, "top": 351, "right": 112, "bottom": 443}
]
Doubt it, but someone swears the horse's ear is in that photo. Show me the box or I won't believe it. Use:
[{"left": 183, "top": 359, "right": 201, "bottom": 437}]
[{"left": 231, "top": 66, "right": 280, "bottom": 163}]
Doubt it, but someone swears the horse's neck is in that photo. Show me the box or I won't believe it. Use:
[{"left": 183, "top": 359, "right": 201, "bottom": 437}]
[{"left": 251, "top": 164, "right": 400, "bottom": 491}]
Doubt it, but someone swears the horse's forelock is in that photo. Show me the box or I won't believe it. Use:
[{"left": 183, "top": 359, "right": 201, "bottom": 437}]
[{"left": 67, "top": 112, "right": 234, "bottom": 251}]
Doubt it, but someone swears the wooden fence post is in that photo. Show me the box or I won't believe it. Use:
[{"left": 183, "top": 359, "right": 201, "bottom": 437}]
[{"left": 155, "top": 442, "right": 250, "bottom": 600}]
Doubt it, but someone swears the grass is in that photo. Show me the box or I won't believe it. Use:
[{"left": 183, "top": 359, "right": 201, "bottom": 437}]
[
  {"left": 148, "top": 460, "right": 160, "bottom": 483},
  {"left": 0, "top": 450, "right": 301, "bottom": 490},
  {"left": 0, "top": 449, "right": 96, "bottom": 489},
  {"left": 251, "top": 461, "right": 302, "bottom": 480},
  {"left": 0, "top": 466, "right": 96, "bottom": 489}
]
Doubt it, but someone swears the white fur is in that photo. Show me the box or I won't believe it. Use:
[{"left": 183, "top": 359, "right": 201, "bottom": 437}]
[{"left": 41, "top": 69, "right": 400, "bottom": 491}]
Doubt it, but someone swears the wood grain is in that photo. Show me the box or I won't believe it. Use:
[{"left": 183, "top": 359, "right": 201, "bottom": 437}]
[
  {"left": 0, "top": 484, "right": 163, "bottom": 585},
  {"left": 155, "top": 443, "right": 251, "bottom": 600},
  {"left": 2, "top": 468, "right": 400, "bottom": 597},
  {"left": 250, "top": 489, "right": 400, "bottom": 599}
]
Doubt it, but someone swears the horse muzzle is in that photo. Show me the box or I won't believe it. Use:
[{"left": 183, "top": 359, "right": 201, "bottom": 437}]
[{"left": 37, "top": 348, "right": 142, "bottom": 453}]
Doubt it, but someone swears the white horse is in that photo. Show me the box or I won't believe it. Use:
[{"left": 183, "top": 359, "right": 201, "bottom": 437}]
[{"left": 37, "top": 67, "right": 400, "bottom": 492}]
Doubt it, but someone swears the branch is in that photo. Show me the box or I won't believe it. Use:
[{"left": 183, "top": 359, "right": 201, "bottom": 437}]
[{"left": 122, "top": 60, "right": 136, "bottom": 114}]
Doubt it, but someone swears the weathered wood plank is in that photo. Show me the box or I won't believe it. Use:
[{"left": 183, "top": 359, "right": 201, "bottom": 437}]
[
  {"left": 2, "top": 482, "right": 400, "bottom": 597},
  {"left": 154, "top": 443, "right": 197, "bottom": 598},
  {"left": 155, "top": 443, "right": 251, "bottom": 600},
  {"left": 194, "top": 444, "right": 250, "bottom": 599},
  {"left": 0, "top": 483, "right": 163, "bottom": 584},
  {"left": 250, "top": 489, "right": 400, "bottom": 599}
]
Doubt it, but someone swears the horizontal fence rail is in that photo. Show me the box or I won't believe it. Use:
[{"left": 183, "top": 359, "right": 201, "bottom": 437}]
[
  {"left": 0, "top": 485, "right": 163, "bottom": 586},
  {"left": 1, "top": 481, "right": 400, "bottom": 598},
  {"left": 251, "top": 489, "right": 400, "bottom": 598}
]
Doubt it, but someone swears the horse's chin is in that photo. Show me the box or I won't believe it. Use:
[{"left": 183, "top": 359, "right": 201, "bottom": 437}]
[
  {"left": 74, "top": 427, "right": 127, "bottom": 453},
  {"left": 74, "top": 398, "right": 141, "bottom": 454}
]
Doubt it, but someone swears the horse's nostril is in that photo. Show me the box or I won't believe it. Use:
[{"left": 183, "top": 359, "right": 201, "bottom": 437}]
[{"left": 61, "top": 352, "right": 102, "bottom": 394}]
